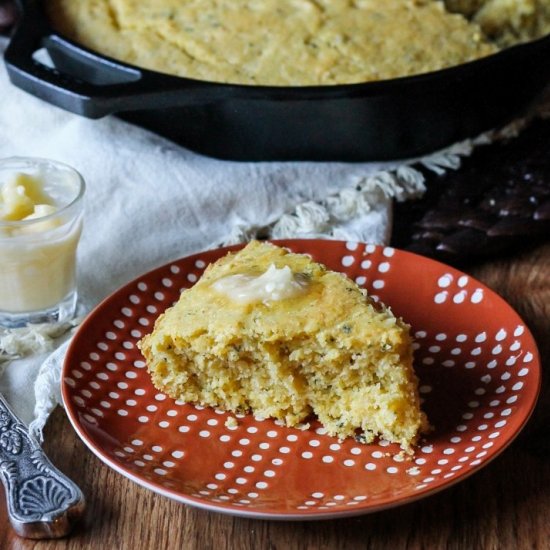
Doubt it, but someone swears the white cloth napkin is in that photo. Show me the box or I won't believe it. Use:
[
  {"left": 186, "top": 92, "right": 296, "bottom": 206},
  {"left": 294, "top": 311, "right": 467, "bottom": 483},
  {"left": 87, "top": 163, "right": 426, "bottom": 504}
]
[{"left": 0, "top": 36, "right": 518, "bottom": 439}]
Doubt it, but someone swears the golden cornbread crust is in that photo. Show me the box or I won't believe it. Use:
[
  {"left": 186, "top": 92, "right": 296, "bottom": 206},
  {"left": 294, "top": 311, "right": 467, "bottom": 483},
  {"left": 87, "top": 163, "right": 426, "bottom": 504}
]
[
  {"left": 445, "top": 0, "right": 550, "bottom": 46},
  {"left": 138, "top": 241, "right": 428, "bottom": 450},
  {"left": 47, "top": 1, "right": 550, "bottom": 86},
  {"left": 47, "top": 0, "right": 501, "bottom": 86}
]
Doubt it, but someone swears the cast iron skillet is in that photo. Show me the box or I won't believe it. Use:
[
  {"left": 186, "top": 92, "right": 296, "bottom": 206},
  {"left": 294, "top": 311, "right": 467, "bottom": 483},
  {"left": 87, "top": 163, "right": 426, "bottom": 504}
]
[{"left": 4, "top": 0, "right": 550, "bottom": 161}]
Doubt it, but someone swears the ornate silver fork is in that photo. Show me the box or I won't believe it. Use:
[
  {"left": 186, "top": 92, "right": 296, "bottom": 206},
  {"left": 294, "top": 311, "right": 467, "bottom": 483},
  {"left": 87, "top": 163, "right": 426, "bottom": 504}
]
[{"left": 0, "top": 393, "right": 84, "bottom": 538}]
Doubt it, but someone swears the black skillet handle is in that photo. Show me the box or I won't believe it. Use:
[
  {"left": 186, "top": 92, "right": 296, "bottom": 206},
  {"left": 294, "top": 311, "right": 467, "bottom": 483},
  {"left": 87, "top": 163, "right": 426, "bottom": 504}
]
[{"left": 4, "top": 12, "right": 221, "bottom": 118}]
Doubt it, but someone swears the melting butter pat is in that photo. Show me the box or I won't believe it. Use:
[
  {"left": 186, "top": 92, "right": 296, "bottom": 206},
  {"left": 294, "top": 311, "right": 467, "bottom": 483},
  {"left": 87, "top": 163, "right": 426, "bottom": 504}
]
[
  {"left": 212, "top": 264, "right": 308, "bottom": 304},
  {"left": 0, "top": 172, "right": 55, "bottom": 222}
]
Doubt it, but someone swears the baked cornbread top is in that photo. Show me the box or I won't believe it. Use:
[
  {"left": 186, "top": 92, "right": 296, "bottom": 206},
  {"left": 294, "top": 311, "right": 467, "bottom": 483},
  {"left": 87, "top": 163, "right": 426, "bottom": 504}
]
[
  {"left": 149, "top": 240, "right": 409, "bottom": 353},
  {"left": 445, "top": 0, "right": 550, "bottom": 46},
  {"left": 48, "top": 0, "right": 498, "bottom": 86}
]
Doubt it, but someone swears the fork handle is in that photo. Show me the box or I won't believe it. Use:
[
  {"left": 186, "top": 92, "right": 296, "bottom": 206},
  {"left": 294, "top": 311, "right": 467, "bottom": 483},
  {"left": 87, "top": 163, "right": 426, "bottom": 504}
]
[{"left": 0, "top": 393, "right": 85, "bottom": 538}]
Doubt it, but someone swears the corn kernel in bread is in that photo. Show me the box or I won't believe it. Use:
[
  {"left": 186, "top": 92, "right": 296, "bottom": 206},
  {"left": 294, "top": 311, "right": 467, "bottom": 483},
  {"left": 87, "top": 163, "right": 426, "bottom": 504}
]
[{"left": 138, "top": 241, "right": 428, "bottom": 450}]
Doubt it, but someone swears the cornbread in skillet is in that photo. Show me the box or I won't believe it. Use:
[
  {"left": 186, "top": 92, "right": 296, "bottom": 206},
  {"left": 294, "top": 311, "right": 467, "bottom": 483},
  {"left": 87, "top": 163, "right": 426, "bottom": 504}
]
[
  {"left": 47, "top": 0, "right": 498, "bottom": 86},
  {"left": 138, "top": 241, "right": 428, "bottom": 451},
  {"left": 445, "top": 0, "right": 550, "bottom": 45}
]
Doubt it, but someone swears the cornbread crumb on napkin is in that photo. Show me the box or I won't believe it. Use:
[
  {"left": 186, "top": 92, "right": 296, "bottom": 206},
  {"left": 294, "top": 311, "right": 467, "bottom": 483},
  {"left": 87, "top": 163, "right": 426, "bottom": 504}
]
[{"left": 0, "top": 35, "right": 534, "bottom": 439}]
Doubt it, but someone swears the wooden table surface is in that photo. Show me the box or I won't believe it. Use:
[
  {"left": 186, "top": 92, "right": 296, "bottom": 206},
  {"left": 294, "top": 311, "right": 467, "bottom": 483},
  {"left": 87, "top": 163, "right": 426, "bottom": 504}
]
[{"left": 0, "top": 243, "right": 548, "bottom": 550}]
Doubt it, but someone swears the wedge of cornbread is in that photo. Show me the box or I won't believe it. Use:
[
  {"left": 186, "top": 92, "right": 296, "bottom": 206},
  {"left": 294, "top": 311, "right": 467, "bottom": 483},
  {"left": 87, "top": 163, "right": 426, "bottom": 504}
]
[{"left": 138, "top": 241, "right": 428, "bottom": 450}]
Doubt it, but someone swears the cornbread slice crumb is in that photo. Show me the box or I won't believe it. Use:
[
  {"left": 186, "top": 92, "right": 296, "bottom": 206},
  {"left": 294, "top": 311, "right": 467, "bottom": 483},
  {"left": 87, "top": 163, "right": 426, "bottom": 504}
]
[
  {"left": 138, "top": 241, "right": 428, "bottom": 451},
  {"left": 224, "top": 416, "right": 239, "bottom": 429}
]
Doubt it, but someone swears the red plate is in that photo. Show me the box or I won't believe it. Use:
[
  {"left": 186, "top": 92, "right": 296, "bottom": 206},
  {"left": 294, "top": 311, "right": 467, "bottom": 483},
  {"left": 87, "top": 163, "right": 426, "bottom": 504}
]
[{"left": 62, "top": 240, "right": 541, "bottom": 519}]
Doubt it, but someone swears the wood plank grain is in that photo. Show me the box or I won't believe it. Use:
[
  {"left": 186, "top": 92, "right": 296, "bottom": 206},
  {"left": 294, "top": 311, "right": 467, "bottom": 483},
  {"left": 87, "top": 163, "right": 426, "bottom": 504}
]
[{"left": 1, "top": 244, "right": 548, "bottom": 550}]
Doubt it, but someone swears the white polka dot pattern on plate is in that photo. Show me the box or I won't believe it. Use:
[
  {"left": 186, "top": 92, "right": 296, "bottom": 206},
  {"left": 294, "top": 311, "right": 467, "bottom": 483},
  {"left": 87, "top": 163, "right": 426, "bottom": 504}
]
[
  {"left": 344, "top": 242, "right": 397, "bottom": 296},
  {"left": 434, "top": 273, "right": 485, "bottom": 305},
  {"left": 62, "top": 241, "right": 540, "bottom": 519}
]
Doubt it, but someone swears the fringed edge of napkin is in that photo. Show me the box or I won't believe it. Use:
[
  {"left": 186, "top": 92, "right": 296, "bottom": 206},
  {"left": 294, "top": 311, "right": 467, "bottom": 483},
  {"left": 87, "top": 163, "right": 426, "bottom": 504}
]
[
  {"left": 221, "top": 105, "right": 536, "bottom": 246},
  {"left": 0, "top": 315, "right": 82, "bottom": 439},
  {"left": 0, "top": 318, "right": 81, "bottom": 365}
]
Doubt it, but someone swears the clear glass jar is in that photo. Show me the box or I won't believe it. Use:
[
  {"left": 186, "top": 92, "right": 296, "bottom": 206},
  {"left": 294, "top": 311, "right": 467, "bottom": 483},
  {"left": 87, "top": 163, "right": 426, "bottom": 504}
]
[{"left": 0, "top": 157, "right": 85, "bottom": 327}]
